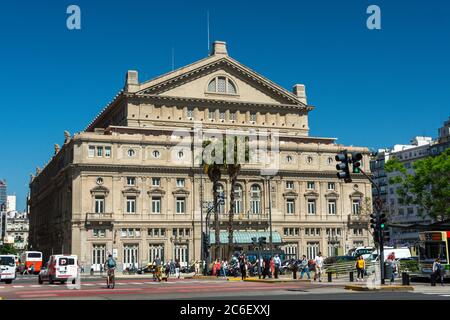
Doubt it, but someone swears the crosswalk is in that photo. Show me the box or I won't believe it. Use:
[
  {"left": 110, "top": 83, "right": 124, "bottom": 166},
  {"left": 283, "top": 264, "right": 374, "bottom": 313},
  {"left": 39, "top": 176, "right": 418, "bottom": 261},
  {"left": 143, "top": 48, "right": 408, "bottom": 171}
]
[{"left": 413, "top": 287, "right": 450, "bottom": 298}]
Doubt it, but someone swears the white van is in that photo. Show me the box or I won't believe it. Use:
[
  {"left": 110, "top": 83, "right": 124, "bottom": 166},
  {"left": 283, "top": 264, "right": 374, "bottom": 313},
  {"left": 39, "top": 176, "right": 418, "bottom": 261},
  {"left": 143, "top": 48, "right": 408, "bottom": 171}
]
[
  {"left": 351, "top": 246, "right": 374, "bottom": 259},
  {"left": 369, "top": 248, "right": 411, "bottom": 262},
  {"left": 0, "top": 254, "right": 17, "bottom": 284},
  {"left": 39, "top": 255, "right": 78, "bottom": 284}
]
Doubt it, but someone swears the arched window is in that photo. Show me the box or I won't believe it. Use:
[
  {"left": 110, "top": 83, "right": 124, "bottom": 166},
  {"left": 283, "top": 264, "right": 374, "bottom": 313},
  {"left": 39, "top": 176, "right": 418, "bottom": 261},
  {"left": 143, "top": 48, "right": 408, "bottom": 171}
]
[
  {"left": 250, "top": 184, "right": 261, "bottom": 214},
  {"left": 217, "top": 184, "right": 225, "bottom": 214},
  {"left": 207, "top": 76, "right": 238, "bottom": 94},
  {"left": 233, "top": 184, "right": 243, "bottom": 214}
]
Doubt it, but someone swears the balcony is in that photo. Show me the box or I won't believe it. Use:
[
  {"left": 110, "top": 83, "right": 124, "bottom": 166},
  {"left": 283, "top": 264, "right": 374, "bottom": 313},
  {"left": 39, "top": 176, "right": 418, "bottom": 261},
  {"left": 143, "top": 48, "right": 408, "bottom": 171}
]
[
  {"left": 347, "top": 214, "right": 369, "bottom": 227},
  {"left": 85, "top": 213, "right": 114, "bottom": 226},
  {"left": 210, "top": 212, "right": 269, "bottom": 230}
]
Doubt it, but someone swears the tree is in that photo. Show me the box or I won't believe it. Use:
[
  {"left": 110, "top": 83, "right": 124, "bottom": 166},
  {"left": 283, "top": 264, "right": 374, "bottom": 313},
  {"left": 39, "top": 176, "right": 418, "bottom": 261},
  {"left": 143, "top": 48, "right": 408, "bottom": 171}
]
[
  {"left": 0, "top": 244, "right": 18, "bottom": 255},
  {"left": 385, "top": 148, "right": 450, "bottom": 220}
]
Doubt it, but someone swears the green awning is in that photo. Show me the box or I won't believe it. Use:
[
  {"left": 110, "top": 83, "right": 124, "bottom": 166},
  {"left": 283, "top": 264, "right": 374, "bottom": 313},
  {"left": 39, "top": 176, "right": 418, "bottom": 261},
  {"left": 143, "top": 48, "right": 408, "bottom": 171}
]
[{"left": 209, "top": 231, "right": 282, "bottom": 244}]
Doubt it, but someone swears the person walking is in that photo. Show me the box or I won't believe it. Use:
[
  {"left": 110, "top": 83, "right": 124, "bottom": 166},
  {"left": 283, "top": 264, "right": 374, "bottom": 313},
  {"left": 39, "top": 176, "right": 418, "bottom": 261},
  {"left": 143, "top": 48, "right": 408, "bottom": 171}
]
[
  {"left": 262, "top": 258, "right": 271, "bottom": 279},
  {"left": 169, "top": 259, "right": 175, "bottom": 276},
  {"left": 175, "top": 260, "right": 181, "bottom": 279},
  {"left": 222, "top": 260, "right": 228, "bottom": 278},
  {"left": 269, "top": 257, "right": 275, "bottom": 278},
  {"left": 290, "top": 258, "right": 298, "bottom": 279},
  {"left": 355, "top": 256, "right": 366, "bottom": 282},
  {"left": 432, "top": 257, "right": 444, "bottom": 286},
  {"left": 239, "top": 254, "right": 247, "bottom": 280},
  {"left": 314, "top": 252, "right": 324, "bottom": 282},
  {"left": 299, "top": 255, "right": 311, "bottom": 279},
  {"left": 386, "top": 252, "right": 397, "bottom": 284},
  {"left": 274, "top": 254, "right": 282, "bottom": 279}
]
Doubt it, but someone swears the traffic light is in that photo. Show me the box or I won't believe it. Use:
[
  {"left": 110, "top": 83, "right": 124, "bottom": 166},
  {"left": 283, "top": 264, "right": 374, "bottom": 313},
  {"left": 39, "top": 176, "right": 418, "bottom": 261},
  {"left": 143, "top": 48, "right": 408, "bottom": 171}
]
[
  {"left": 370, "top": 213, "right": 378, "bottom": 229},
  {"left": 352, "top": 153, "right": 363, "bottom": 173},
  {"left": 251, "top": 237, "right": 258, "bottom": 246},
  {"left": 335, "top": 151, "right": 352, "bottom": 183},
  {"left": 259, "top": 237, "right": 267, "bottom": 245},
  {"left": 379, "top": 213, "right": 387, "bottom": 229}
]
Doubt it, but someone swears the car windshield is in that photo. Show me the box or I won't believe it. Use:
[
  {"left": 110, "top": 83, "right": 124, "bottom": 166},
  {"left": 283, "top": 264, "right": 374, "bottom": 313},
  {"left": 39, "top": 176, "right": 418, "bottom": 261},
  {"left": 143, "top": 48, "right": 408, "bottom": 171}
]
[
  {"left": 419, "top": 242, "right": 447, "bottom": 262},
  {"left": 356, "top": 249, "right": 372, "bottom": 255},
  {"left": 0, "top": 257, "right": 15, "bottom": 266},
  {"left": 28, "top": 252, "right": 41, "bottom": 258}
]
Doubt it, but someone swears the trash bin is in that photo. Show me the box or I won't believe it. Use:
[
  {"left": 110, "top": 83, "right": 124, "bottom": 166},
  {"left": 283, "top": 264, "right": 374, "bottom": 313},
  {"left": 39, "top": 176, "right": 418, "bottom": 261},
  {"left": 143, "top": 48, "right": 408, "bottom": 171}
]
[
  {"left": 349, "top": 271, "right": 354, "bottom": 282},
  {"left": 402, "top": 272, "right": 410, "bottom": 285},
  {"left": 327, "top": 271, "right": 332, "bottom": 282},
  {"left": 384, "top": 262, "right": 393, "bottom": 280}
]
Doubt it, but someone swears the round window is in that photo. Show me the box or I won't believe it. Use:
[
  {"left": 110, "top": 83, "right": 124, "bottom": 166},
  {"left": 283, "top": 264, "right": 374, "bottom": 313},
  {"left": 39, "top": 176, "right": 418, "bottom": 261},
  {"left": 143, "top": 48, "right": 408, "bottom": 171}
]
[
  {"left": 152, "top": 150, "right": 160, "bottom": 158},
  {"left": 96, "top": 177, "right": 104, "bottom": 185},
  {"left": 127, "top": 149, "right": 135, "bottom": 157}
]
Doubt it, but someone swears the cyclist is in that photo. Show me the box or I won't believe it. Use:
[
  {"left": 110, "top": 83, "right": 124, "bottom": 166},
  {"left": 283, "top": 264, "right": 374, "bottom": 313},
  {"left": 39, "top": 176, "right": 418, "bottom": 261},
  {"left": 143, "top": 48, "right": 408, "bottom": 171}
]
[{"left": 104, "top": 254, "right": 116, "bottom": 288}]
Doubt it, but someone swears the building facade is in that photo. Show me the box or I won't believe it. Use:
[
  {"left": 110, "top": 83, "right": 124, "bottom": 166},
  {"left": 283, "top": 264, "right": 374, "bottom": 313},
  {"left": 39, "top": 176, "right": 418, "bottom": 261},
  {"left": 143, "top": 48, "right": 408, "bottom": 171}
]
[
  {"left": 29, "top": 41, "right": 373, "bottom": 270},
  {"left": 4, "top": 212, "right": 29, "bottom": 251}
]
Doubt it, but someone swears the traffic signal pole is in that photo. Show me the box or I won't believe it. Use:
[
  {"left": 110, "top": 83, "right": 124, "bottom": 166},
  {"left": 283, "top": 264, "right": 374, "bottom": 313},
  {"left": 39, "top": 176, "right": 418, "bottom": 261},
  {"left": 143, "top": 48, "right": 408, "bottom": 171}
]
[{"left": 359, "top": 168, "right": 385, "bottom": 285}]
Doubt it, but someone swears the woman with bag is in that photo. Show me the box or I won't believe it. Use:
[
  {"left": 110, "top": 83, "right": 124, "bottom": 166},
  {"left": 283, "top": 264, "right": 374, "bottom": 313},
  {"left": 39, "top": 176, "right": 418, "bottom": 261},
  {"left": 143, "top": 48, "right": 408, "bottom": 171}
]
[{"left": 355, "top": 256, "right": 366, "bottom": 282}]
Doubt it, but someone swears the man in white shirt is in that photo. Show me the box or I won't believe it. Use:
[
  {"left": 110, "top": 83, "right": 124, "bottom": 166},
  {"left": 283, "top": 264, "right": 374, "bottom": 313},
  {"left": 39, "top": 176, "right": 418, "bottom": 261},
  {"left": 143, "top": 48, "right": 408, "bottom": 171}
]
[
  {"left": 314, "top": 252, "right": 324, "bottom": 282},
  {"left": 273, "top": 255, "right": 282, "bottom": 279}
]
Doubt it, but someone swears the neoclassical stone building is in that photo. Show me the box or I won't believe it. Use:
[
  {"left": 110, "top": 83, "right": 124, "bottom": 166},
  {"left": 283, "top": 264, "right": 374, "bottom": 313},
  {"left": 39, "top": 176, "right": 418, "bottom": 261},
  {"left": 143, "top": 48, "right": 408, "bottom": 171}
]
[{"left": 29, "top": 41, "right": 372, "bottom": 270}]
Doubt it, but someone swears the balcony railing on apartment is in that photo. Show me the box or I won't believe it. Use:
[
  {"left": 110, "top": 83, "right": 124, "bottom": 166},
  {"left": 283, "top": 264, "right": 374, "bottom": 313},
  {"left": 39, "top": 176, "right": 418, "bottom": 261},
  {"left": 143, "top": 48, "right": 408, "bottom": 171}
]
[{"left": 85, "top": 212, "right": 114, "bottom": 225}]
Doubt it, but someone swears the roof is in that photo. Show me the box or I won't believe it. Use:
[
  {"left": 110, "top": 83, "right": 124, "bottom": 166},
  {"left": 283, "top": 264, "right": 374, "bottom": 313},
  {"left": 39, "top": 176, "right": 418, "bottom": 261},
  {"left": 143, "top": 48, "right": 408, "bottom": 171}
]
[{"left": 209, "top": 230, "right": 282, "bottom": 244}]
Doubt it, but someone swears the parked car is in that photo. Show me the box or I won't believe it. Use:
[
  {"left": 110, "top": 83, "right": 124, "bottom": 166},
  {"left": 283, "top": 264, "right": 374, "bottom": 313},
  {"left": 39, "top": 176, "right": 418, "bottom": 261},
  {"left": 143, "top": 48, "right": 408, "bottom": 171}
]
[
  {"left": 38, "top": 255, "right": 78, "bottom": 284},
  {"left": 0, "top": 255, "right": 17, "bottom": 284}
]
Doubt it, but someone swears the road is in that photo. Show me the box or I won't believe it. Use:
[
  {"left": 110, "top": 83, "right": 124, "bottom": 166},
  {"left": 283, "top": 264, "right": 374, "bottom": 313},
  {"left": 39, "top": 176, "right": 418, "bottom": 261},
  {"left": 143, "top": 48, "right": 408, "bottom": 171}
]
[{"left": 1, "top": 275, "right": 449, "bottom": 300}]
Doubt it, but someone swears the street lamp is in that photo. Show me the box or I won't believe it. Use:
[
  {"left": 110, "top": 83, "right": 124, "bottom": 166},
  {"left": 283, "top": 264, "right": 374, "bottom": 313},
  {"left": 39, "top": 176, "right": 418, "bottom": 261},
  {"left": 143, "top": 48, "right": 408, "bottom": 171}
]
[{"left": 262, "top": 175, "right": 275, "bottom": 258}]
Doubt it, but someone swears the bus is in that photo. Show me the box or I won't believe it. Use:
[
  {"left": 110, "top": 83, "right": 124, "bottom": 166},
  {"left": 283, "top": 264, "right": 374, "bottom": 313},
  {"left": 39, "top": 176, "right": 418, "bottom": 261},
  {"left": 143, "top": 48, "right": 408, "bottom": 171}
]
[
  {"left": 418, "top": 231, "right": 449, "bottom": 278},
  {"left": 19, "top": 251, "right": 43, "bottom": 274}
]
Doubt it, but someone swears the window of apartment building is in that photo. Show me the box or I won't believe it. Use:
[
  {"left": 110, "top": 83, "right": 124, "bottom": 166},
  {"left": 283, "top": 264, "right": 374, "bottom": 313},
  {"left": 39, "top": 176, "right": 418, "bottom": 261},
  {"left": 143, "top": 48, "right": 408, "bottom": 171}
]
[
  {"left": 294, "top": 228, "right": 299, "bottom": 236},
  {"left": 233, "top": 185, "right": 243, "bottom": 214},
  {"left": 307, "top": 199, "right": 316, "bottom": 215},
  {"left": 126, "top": 196, "right": 136, "bottom": 214},
  {"left": 307, "top": 181, "right": 315, "bottom": 190},
  {"left": 127, "top": 149, "right": 136, "bottom": 157},
  {"left": 286, "top": 199, "right": 295, "bottom": 214},
  {"left": 250, "top": 112, "right": 256, "bottom": 122},
  {"left": 93, "top": 229, "right": 106, "bottom": 238},
  {"left": 151, "top": 197, "right": 161, "bottom": 214},
  {"left": 352, "top": 199, "right": 361, "bottom": 215},
  {"left": 219, "top": 111, "right": 226, "bottom": 121},
  {"left": 230, "top": 112, "right": 237, "bottom": 121},
  {"left": 176, "top": 197, "right": 186, "bottom": 214},
  {"left": 327, "top": 199, "right": 336, "bottom": 215},
  {"left": 328, "top": 182, "right": 335, "bottom": 190},
  {"left": 398, "top": 208, "right": 404, "bottom": 215},
  {"left": 148, "top": 228, "right": 166, "bottom": 237},
  {"left": 316, "top": 228, "right": 321, "bottom": 236},
  {"left": 176, "top": 178, "right": 185, "bottom": 188},
  {"left": 286, "top": 181, "right": 294, "bottom": 189},
  {"left": 208, "top": 110, "right": 215, "bottom": 120},
  {"left": 105, "top": 147, "right": 111, "bottom": 158},
  {"left": 284, "top": 228, "right": 289, "bottom": 236},
  {"left": 97, "top": 146, "right": 103, "bottom": 157},
  {"left": 286, "top": 155, "right": 293, "bottom": 163},
  {"left": 121, "top": 228, "right": 140, "bottom": 238},
  {"left": 250, "top": 184, "right": 261, "bottom": 214},
  {"left": 88, "top": 146, "right": 95, "bottom": 157},
  {"left": 407, "top": 207, "right": 414, "bottom": 215},
  {"left": 187, "top": 108, "right": 193, "bottom": 118},
  {"left": 152, "top": 178, "right": 161, "bottom": 187},
  {"left": 94, "top": 196, "right": 105, "bottom": 214},
  {"left": 127, "top": 177, "right": 136, "bottom": 186}
]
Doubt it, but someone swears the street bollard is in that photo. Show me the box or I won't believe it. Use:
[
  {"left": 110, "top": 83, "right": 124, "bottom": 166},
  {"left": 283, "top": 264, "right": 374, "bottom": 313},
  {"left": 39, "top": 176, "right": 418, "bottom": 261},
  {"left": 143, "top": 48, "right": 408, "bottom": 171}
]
[
  {"left": 327, "top": 271, "right": 332, "bottom": 282},
  {"left": 401, "top": 272, "right": 410, "bottom": 286},
  {"left": 349, "top": 271, "right": 354, "bottom": 282}
]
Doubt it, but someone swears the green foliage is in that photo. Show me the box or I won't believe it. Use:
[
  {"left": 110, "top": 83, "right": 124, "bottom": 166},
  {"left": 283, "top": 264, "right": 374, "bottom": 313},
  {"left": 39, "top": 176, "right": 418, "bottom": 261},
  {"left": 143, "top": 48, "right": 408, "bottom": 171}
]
[
  {"left": 399, "top": 260, "right": 419, "bottom": 273},
  {"left": 385, "top": 148, "right": 450, "bottom": 219},
  {"left": 0, "top": 244, "right": 18, "bottom": 255}
]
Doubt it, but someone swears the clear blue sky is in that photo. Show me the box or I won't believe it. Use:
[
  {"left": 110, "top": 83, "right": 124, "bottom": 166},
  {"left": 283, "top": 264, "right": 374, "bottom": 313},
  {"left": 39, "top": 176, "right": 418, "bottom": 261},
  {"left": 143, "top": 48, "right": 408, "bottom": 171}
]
[{"left": 0, "top": 0, "right": 449, "bottom": 210}]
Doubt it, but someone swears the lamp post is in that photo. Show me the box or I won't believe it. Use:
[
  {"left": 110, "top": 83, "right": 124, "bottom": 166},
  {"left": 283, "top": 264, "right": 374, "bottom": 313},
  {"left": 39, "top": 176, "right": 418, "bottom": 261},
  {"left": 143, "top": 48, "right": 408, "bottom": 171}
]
[{"left": 262, "top": 175, "right": 275, "bottom": 258}]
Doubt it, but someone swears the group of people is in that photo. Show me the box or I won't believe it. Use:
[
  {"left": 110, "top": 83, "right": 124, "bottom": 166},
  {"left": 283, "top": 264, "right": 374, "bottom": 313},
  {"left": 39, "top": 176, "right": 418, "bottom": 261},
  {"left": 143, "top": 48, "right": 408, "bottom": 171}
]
[
  {"left": 151, "top": 256, "right": 182, "bottom": 279},
  {"left": 288, "top": 253, "right": 325, "bottom": 281}
]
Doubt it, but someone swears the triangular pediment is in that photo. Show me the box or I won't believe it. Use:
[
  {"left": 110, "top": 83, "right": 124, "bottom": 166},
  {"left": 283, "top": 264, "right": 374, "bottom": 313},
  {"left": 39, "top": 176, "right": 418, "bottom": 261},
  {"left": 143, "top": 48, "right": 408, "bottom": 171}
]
[{"left": 136, "top": 57, "right": 306, "bottom": 107}]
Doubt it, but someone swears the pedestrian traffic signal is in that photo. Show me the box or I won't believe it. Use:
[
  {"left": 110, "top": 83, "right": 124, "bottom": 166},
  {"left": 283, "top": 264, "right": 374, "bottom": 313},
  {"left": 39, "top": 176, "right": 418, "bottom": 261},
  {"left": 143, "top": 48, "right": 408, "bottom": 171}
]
[
  {"left": 335, "top": 151, "right": 352, "bottom": 183},
  {"left": 352, "top": 153, "right": 363, "bottom": 174},
  {"left": 370, "top": 213, "right": 378, "bottom": 229},
  {"left": 379, "top": 213, "right": 387, "bottom": 229}
]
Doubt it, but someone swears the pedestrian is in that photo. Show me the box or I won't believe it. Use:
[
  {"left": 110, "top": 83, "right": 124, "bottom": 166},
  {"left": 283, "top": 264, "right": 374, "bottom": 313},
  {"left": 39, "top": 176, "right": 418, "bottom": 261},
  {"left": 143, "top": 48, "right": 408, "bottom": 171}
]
[
  {"left": 175, "top": 260, "right": 181, "bottom": 279},
  {"left": 222, "top": 260, "right": 228, "bottom": 277},
  {"left": 299, "top": 255, "right": 311, "bottom": 279},
  {"left": 262, "top": 258, "right": 271, "bottom": 279},
  {"left": 386, "top": 252, "right": 397, "bottom": 284},
  {"left": 239, "top": 254, "right": 247, "bottom": 280},
  {"left": 314, "top": 252, "right": 324, "bottom": 282},
  {"left": 355, "top": 256, "right": 366, "bottom": 282},
  {"left": 290, "top": 258, "right": 298, "bottom": 279},
  {"left": 269, "top": 257, "right": 275, "bottom": 278},
  {"left": 169, "top": 259, "right": 175, "bottom": 276},
  {"left": 165, "top": 261, "right": 170, "bottom": 278},
  {"left": 30, "top": 264, "right": 35, "bottom": 275},
  {"left": 274, "top": 254, "right": 282, "bottom": 279},
  {"left": 432, "top": 257, "right": 444, "bottom": 286}
]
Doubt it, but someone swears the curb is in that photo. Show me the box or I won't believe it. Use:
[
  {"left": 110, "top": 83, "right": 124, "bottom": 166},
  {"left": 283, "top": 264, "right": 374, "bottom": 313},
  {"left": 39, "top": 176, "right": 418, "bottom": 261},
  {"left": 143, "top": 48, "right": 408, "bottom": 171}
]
[
  {"left": 244, "top": 278, "right": 312, "bottom": 283},
  {"left": 345, "top": 284, "right": 414, "bottom": 291}
]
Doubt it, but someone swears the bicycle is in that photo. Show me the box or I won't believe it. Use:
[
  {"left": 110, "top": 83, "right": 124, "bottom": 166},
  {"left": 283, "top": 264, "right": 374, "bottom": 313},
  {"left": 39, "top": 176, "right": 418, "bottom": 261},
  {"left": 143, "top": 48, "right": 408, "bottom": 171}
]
[{"left": 106, "top": 268, "right": 115, "bottom": 289}]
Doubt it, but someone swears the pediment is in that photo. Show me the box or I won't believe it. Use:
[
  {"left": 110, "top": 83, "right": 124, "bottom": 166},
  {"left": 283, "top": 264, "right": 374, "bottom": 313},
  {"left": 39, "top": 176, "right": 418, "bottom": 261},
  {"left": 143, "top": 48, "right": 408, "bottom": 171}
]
[
  {"left": 172, "top": 188, "right": 190, "bottom": 196},
  {"left": 349, "top": 191, "right": 364, "bottom": 198},
  {"left": 136, "top": 57, "right": 306, "bottom": 107},
  {"left": 90, "top": 186, "right": 109, "bottom": 195},
  {"left": 283, "top": 191, "right": 299, "bottom": 198},
  {"left": 304, "top": 191, "right": 320, "bottom": 198},
  {"left": 325, "top": 191, "right": 340, "bottom": 198},
  {"left": 122, "top": 187, "right": 141, "bottom": 195},
  {"left": 147, "top": 188, "right": 166, "bottom": 195}
]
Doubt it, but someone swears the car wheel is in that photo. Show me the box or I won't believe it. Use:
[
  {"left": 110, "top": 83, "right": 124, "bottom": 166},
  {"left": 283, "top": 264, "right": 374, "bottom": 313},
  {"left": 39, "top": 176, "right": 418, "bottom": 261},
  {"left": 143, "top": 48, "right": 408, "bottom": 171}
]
[
  {"left": 5, "top": 280, "right": 12, "bottom": 284},
  {"left": 38, "top": 276, "right": 43, "bottom": 284}
]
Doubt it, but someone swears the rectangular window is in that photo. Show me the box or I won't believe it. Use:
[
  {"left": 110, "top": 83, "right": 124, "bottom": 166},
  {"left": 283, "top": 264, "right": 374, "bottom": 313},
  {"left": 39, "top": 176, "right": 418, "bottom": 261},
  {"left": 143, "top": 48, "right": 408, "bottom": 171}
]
[
  {"left": 250, "top": 112, "right": 256, "bottom": 122},
  {"left": 286, "top": 181, "right": 294, "bottom": 189},
  {"left": 127, "top": 177, "right": 136, "bottom": 186},
  {"left": 307, "top": 181, "right": 315, "bottom": 189},
  {"left": 121, "top": 229, "right": 127, "bottom": 237},
  {"left": 151, "top": 197, "right": 161, "bottom": 214},
  {"left": 327, "top": 200, "right": 336, "bottom": 215},
  {"left": 316, "top": 228, "right": 320, "bottom": 235},
  {"left": 93, "top": 229, "right": 99, "bottom": 237},
  {"left": 307, "top": 199, "right": 316, "bottom": 215},
  {"left": 284, "top": 228, "right": 289, "bottom": 236},
  {"left": 185, "top": 229, "right": 190, "bottom": 237},
  {"left": 230, "top": 112, "right": 237, "bottom": 121},
  {"left": 294, "top": 228, "right": 299, "bottom": 236},
  {"left": 208, "top": 110, "right": 215, "bottom": 120},
  {"left": 219, "top": 111, "right": 225, "bottom": 120},
  {"left": 126, "top": 197, "right": 136, "bottom": 214},
  {"left": 105, "top": 147, "right": 111, "bottom": 157},
  {"left": 176, "top": 197, "right": 185, "bottom": 214},
  {"left": 173, "top": 229, "right": 177, "bottom": 237},
  {"left": 160, "top": 228, "right": 165, "bottom": 237},
  {"left": 352, "top": 199, "right": 361, "bottom": 215},
  {"left": 95, "top": 196, "right": 105, "bottom": 214},
  {"left": 135, "top": 229, "right": 141, "bottom": 237},
  {"left": 328, "top": 182, "right": 335, "bottom": 190},
  {"left": 187, "top": 108, "right": 193, "bottom": 118},
  {"left": 152, "top": 178, "right": 160, "bottom": 187},
  {"left": 96, "top": 146, "right": 103, "bottom": 157},
  {"left": 88, "top": 146, "right": 95, "bottom": 158},
  {"left": 286, "top": 199, "right": 295, "bottom": 214},
  {"left": 176, "top": 178, "right": 185, "bottom": 188}
]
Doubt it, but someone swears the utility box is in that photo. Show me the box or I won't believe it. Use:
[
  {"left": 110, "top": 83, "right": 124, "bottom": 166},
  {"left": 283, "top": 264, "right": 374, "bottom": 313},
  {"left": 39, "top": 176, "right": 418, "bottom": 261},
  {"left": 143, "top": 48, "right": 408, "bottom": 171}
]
[{"left": 384, "top": 262, "right": 393, "bottom": 280}]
